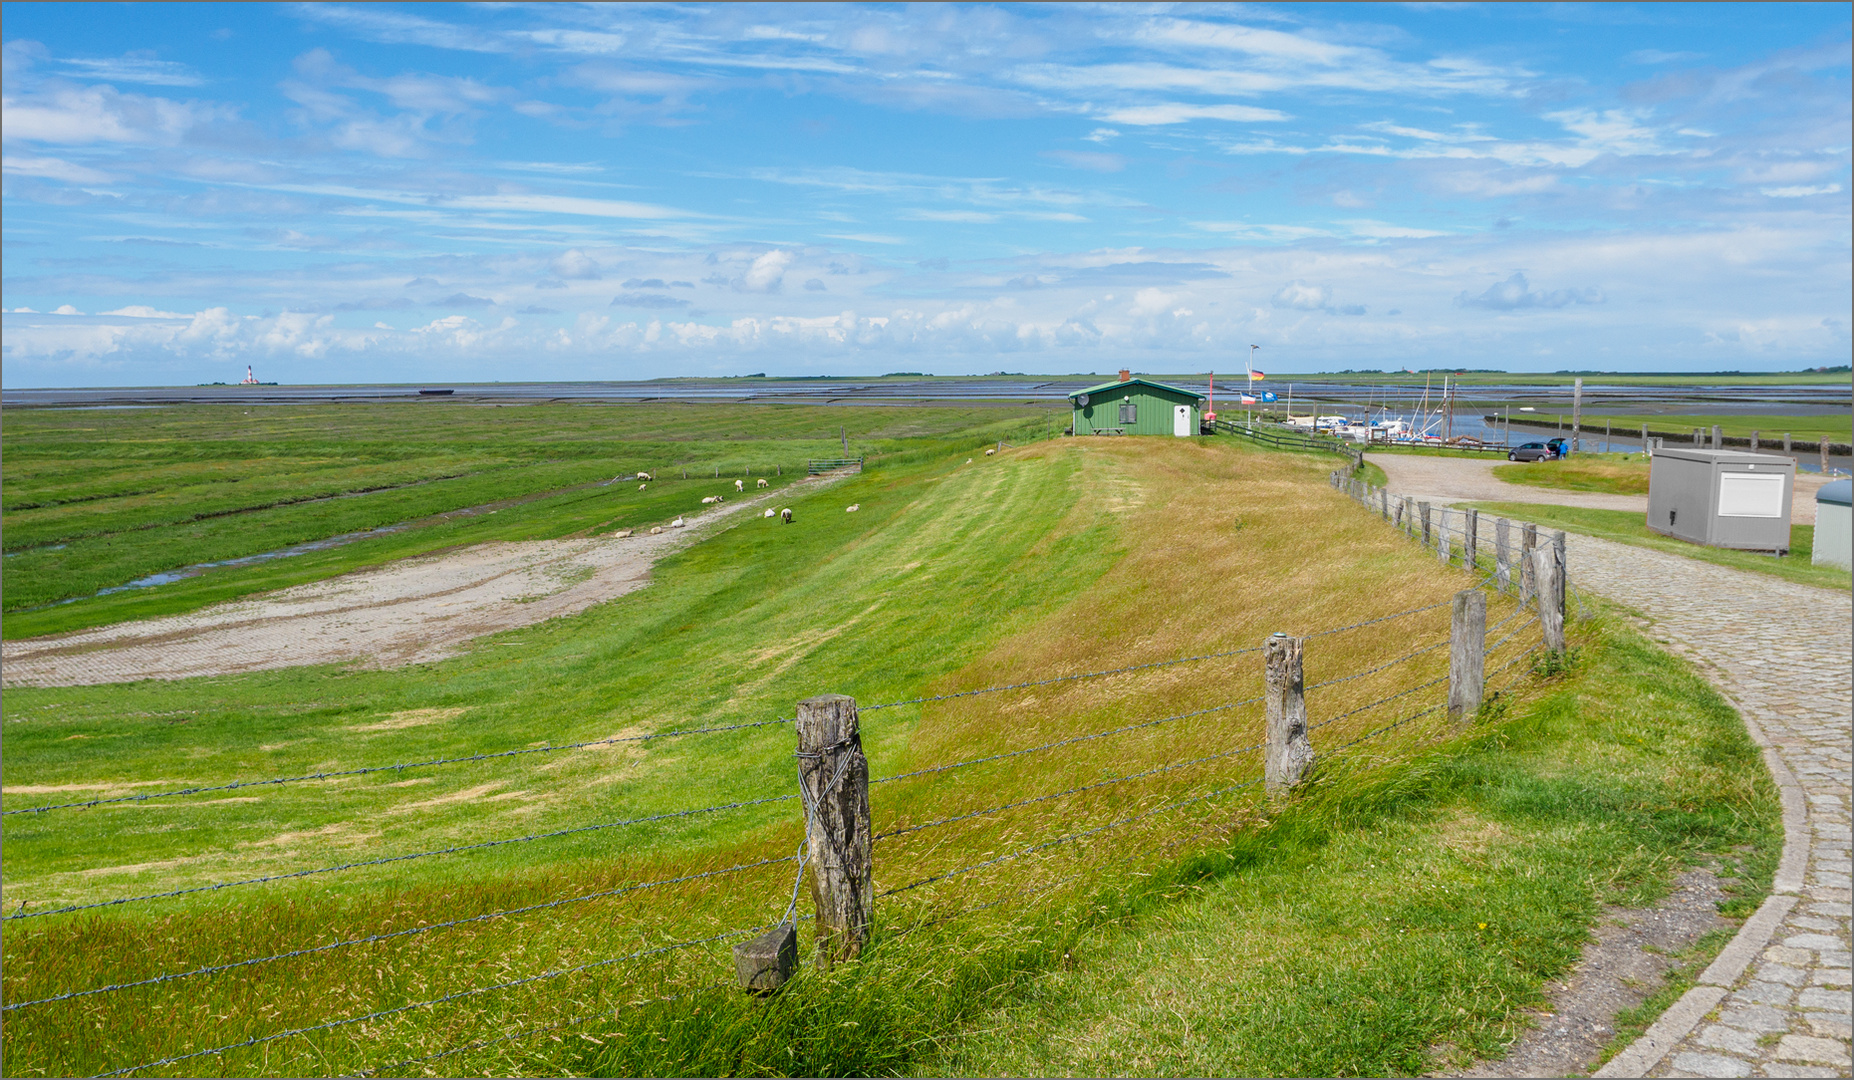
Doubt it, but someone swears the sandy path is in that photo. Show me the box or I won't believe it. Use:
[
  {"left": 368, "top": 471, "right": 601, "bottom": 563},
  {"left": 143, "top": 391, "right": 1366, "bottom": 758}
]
[
  {"left": 2, "top": 478, "right": 840, "bottom": 688},
  {"left": 1371, "top": 453, "right": 1828, "bottom": 524}
]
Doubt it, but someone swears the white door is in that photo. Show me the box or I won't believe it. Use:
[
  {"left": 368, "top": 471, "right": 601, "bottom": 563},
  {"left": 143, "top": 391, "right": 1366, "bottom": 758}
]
[{"left": 1173, "top": 404, "right": 1192, "bottom": 437}]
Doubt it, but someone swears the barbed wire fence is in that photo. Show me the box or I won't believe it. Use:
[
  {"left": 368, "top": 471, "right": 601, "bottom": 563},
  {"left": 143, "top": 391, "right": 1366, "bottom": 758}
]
[{"left": 2, "top": 492, "right": 1567, "bottom": 1078}]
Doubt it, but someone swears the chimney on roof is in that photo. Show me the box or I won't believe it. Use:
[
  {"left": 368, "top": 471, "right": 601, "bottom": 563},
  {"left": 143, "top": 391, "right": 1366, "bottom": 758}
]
[{"left": 1118, "top": 369, "right": 1131, "bottom": 382}]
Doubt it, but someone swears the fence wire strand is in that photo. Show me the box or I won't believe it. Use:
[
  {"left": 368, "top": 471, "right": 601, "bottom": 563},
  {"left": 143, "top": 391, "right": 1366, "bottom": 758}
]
[
  {"left": 875, "top": 737, "right": 1265, "bottom": 843},
  {"left": 5, "top": 718, "right": 797, "bottom": 817},
  {"left": 11, "top": 793, "right": 795, "bottom": 922},
  {"left": 858, "top": 646, "right": 1265, "bottom": 713},
  {"left": 872, "top": 695, "right": 1264, "bottom": 787},
  {"left": 5, "top": 854, "right": 796, "bottom": 1012},
  {"left": 93, "top": 927, "right": 762, "bottom": 1079}
]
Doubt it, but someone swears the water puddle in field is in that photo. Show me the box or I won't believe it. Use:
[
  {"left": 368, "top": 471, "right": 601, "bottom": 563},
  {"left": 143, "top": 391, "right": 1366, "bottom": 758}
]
[
  {"left": 19, "top": 526, "right": 410, "bottom": 611},
  {"left": 4, "top": 545, "right": 64, "bottom": 558}
]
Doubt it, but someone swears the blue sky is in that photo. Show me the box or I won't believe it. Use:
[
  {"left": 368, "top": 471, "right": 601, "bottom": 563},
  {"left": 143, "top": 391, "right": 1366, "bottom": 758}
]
[{"left": 2, "top": 2, "right": 1848, "bottom": 386}]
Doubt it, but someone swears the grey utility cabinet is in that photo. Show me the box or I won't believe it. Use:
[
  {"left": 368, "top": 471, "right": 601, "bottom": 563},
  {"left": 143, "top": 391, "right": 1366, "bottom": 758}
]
[{"left": 1646, "top": 447, "right": 1794, "bottom": 553}]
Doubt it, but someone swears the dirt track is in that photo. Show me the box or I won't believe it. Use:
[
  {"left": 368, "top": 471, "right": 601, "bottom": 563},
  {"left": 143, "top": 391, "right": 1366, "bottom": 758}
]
[{"left": 1, "top": 479, "right": 838, "bottom": 688}]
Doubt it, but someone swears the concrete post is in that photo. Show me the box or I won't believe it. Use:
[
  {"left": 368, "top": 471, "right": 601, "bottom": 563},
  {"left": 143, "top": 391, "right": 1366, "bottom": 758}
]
[
  {"left": 1751, "top": 430, "right": 1759, "bottom": 453},
  {"left": 1448, "top": 589, "right": 1487, "bottom": 728},
  {"left": 1264, "top": 634, "right": 1313, "bottom": 795},
  {"left": 794, "top": 694, "right": 872, "bottom": 966},
  {"left": 1712, "top": 425, "right": 1722, "bottom": 450},
  {"left": 1784, "top": 433, "right": 1792, "bottom": 455}
]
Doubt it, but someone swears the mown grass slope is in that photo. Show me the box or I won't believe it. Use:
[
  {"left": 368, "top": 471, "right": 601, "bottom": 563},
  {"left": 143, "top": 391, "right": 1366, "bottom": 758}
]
[{"left": 1492, "top": 454, "right": 1650, "bottom": 494}]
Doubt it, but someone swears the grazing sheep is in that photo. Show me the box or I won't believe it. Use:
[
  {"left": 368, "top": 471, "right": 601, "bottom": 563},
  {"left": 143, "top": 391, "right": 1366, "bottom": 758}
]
[
  {"left": 845, "top": 504, "right": 860, "bottom": 513},
  {"left": 780, "top": 508, "right": 793, "bottom": 524},
  {"left": 701, "top": 495, "right": 719, "bottom": 504},
  {"left": 985, "top": 448, "right": 996, "bottom": 456},
  {"left": 764, "top": 508, "right": 776, "bottom": 518},
  {"left": 670, "top": 516, "right": 686, "bottom": 528},
  {"left": 612, "top": 529, "right": 634, "bottom": 539},
  {"left": 735, "top": 479, "right": 744, "bottom": 491},
  {"left": 638, "top": 483, "right": 647, "bottom": 491},
  {"left": 757, "top": 478, "right": 769, "bottom": 488},
  {"left": 636, "top": 472, "right": 652, "bottom": 481},
  {"left": 965, "top": 458, "right": 973, "bottom": 464},
  {"left": 649, "top": 526, "right": 663, "bottom": 535}
]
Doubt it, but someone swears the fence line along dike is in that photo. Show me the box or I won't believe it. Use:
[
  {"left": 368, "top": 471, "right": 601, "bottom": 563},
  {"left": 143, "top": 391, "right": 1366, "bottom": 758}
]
[{"left": 6, "top": 472, "right": 1568, "bottom": 1076}]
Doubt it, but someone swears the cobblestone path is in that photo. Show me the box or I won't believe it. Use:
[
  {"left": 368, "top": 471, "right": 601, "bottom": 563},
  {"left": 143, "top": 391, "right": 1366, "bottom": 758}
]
[{"left": 1565, "top": 535, "right": 1853, "bottom": 1078}]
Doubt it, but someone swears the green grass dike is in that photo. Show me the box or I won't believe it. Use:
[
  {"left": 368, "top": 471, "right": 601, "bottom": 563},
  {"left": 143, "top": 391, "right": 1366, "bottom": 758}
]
[
  {"left": 1492, "top": 454, "right": 1650, "bottom": 495},
  {"left": 0, "top": 419, "right": 1780, "bottom": 1077}
]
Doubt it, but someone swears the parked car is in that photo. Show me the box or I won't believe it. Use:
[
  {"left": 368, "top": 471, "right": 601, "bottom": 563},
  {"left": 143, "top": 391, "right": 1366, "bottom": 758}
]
[
  {"left": 1509, "top": 442, "right": 1552, "bottom": 462},
  {"left": 1546, "top": 437, "right": 1569, "bottom": 459}
]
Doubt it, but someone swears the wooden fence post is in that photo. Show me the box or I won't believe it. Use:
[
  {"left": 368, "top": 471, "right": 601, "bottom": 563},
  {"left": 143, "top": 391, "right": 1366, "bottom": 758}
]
[
  {"left": 1711, "top": 425, "right": 1721, "bottom": 450},
  {"left": 1436, "top": 507, "right": 1452, "bottom": 565},
  {"left": 1784, "top": 433, "right": 1792, "bottom": 455},
  {"left": 1552, "top": 531, "right": 1568, "bottom": 620},
  {"left": 1419, "top": 502, "right": 1432, "bottom": 548},
  {"left": 1519, "top": 523, "right": 1538, "bottom": 604},
  {"left": 1393, "top": 496, "right": 1405, "bottom": 531},
  {"left": 1533, "top": 547, "right": 1565, "bottom": 654},
  {"left": 1380, "top": 487, "right": 1390, "bottom": 521},
  {"left": 1448, "top": 589, "right": 1486, "bottom": 728},
  {"left": 1750, "top": 430, "right": 1759, "bottom": 453},
  {"left": 1494, "top": 518, "right": 1512, "bottom": 593},
  {"left": 1264, "top": 634, "right": 1313, "bottom": 795},
  {"left": 1463, "top": 509, "right": 1479, "bottom": 574},
  {"left": 794, "top": 694, "right": 872, "bottom": 967}
]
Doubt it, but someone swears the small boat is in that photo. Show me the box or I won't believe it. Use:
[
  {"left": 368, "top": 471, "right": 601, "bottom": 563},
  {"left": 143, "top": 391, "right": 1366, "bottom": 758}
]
[{"left": 418, "top": 389, "right": 454, "bottom": 396}]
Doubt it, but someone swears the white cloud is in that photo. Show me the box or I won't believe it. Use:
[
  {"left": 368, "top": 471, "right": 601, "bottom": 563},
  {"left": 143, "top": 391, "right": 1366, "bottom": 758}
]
[
  {"left": 1456, "top": 272, "right": 1603, "bottom": 311},
  {"left": 102, "top": 306, "right": 191, "bottom": 319},
  {"left": 1, "top": 154, "right": 115, "bottom": 183},
  {"left": 551, "top": 249, "right": 602, "bottom": 279},
  {"left": 1, "top": 85, "right": 222, "bottom": 145},
  {"left": 1761, "top": 184, "right": 1842, "bottom": 198},
  {"left": 1339, "top": 220, "right": 1450, "bottom": 239},
  {"left": 52, "top": 305, "right": 84, "bottom": 315},
  {"left": 1099, "top": 103, "right": 1288, "bottom": 126},
  {"left": 57, "top": 56, "right": 205, "bottom": 87},
  {"left": 736, "top": 250, "right": 793, "bottom": 292}
]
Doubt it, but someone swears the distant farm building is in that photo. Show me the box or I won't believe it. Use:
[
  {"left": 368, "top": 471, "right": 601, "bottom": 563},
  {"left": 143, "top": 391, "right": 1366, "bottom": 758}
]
[{"left": 1069, "top": 372, "right": 1206, "bottom": 437}]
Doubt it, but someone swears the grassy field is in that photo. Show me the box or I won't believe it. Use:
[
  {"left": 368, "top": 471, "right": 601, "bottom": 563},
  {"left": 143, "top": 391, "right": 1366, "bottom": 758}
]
[
  {"left": 0, "top": 421, "right": 1781, "bottom": 1077},
  {"left": 1464, "top": 501, "right": 1849, "bottom": 592},
  {"left": 1492, "top": 455, "right": 1649, "bottom": 495},
  {"left": 0, "top": 403, "right": 1063, "bottom": 637}
]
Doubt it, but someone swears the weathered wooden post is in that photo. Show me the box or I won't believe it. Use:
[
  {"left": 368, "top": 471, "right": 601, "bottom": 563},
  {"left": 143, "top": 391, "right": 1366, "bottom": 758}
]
[
  {"left": 1380, "top": 486, "right": 1390, "bottom": 521},
  {"left": 1711, "top": 425, "right": 1722, "bottom": 450},
  {"left": 1264, "top": 634, "right": 1313, "bottom": 795},
  {"left": 1552, "top": 531, "right": 1568, "bottom": 619},
  {"left": 1750, "top": 430, "right": 1759, "bottom": 453},
  {"left": 1419, "top": 502, "right": 1433, "bottom": 548},
  {"left": 794, "top": 694, "right": 872, "bottom": 967},
  {"left": 1394, "top": 496, "right": 1405, "bottom": 531},
  {"left": 1519, "top": 523, "right": 1538, "bottom": 604},
  {"left": 1641, "top": 422, "right": 1649, "bottom": 451},
  {"left": 1448, "top": 589, "right": 1486, "bottom": 728},
  {"left": 1784, "top": 433, "right": 1792, "bottom": 455},
  {"left": 1494, "top": 518, "right": 1512, "bottom": 593},
  {"left": 1533, "top": 546, "right": 1565, "bottom": 654},
  {"left": 1436, "top": 508, "right": 1452, "bottom": 565}
]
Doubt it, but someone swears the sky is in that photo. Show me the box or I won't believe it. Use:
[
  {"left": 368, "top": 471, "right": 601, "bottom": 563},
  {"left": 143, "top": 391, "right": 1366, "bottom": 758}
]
[{"left": 2, "top": 3, "right": 1849, "bottom": 387}]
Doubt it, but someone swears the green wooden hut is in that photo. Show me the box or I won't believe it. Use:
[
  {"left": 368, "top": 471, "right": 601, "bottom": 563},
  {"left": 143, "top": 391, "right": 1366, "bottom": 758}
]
[{"left": 1069, "top": 374, "right": 1206, "bottom": 437}]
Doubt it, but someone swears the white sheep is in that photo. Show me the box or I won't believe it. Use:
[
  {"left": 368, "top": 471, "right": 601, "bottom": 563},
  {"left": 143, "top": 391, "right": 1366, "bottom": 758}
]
[
  {"left": 638, "top": 483, "right": 647, "bottom": 491},
  {"left": 636, "top": 472, "right": 653, "bottom": 481},
  {"left": 764, "top": 508, "right": 776, "bottom": 518},
  {"left": 985, "top": 448, "right": 996, "bottom": 456},
  {"left": 735, "top": 479, "right": 744, "bottom": 492},
  {"left": 757, "top": 478, "right": 769, "bottom": 488},
  {"left": 612, "top": 529, "right": 633, "bottom": 539},
  {"left": 780, "top": 508, "right": 793, "bottom": 524},
  {"left": 670, "top": 516, "right": 686, "bottom": 528},
  {"left": 845, "top": 504, "right": 860, "bottom": 513},
  {"left": 701, "top": 496, "right": 718, "bottom": 504},
  {"left": 965, "top": 458, "right": 973, "bottom": 464},
  {"left": 649, "top": 526, "right": 663, "bottom": 535}
]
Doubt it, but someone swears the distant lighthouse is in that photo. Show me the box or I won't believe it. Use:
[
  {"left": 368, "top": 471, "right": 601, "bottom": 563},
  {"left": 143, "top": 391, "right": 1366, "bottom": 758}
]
[{"left": 241, "top": 365, "right": 258, "bottom": 385}]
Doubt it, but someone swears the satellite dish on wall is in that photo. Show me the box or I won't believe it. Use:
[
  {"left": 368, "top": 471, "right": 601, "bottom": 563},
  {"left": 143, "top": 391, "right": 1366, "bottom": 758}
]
[{"left": 1076, "top": 394, "right": 1089, "bottom": 407}]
